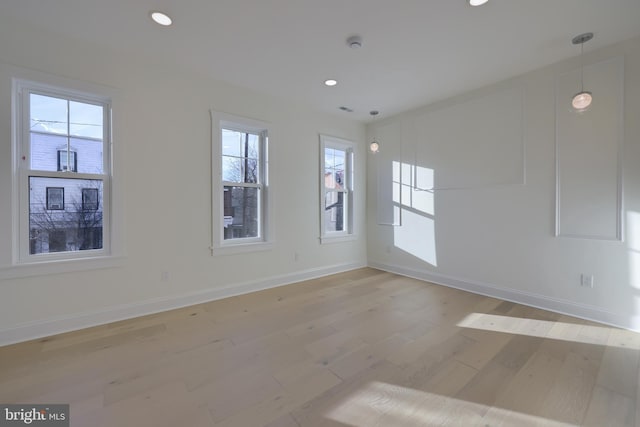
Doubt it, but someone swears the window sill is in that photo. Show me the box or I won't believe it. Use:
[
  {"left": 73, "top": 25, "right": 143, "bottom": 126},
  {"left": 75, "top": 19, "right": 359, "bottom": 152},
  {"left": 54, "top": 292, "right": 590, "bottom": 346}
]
[
  {"left": 320, "top": 234, "right": 358, "bottom": 245},
  {"left": 0, "top": 255, "right": 127, "bottom": 280},
  {"left": 211, "top": 241, "right": 274, "bottom": 257}
]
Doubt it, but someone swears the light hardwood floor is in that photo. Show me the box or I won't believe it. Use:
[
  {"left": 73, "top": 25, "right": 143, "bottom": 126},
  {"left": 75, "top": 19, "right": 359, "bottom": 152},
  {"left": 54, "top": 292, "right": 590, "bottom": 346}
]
[{"left": 1, "top": 268, "right": 639, "bottom": 426}]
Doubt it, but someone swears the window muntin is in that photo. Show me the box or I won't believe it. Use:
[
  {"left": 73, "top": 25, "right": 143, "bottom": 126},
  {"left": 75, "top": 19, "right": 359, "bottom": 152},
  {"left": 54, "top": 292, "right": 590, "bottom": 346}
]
[
  {"left": 16, "top": 82, "right": 110, "bottom": 262},
  {"left": 320, "top": 135, "right": 354, "bottom": 240}
]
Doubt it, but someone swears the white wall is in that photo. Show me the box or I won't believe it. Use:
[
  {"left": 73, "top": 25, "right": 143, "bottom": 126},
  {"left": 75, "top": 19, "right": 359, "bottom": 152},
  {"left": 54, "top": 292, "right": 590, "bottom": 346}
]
[
  {"left": 0, "top": 19, "right": 366, "bottom": 344},
  {"left": 367, "top": 35, "right": 640, "bottom": 330}
]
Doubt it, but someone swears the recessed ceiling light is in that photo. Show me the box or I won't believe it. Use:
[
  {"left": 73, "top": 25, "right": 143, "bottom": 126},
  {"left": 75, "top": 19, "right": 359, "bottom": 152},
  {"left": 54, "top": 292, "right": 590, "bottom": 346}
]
[
  {"left": 324, "top": 79, "right": 338, "bottom": 87},
  {"left": 468, "top": 0, "right": 488, "bottom": 6},
  {"left": 150, "top": 11, "right": 173, "bottom": 26}
]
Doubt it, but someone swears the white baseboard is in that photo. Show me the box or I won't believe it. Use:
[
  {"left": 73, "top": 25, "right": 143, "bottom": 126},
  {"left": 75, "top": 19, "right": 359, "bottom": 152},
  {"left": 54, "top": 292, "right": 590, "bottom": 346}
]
[
  {"left": 369, "top": 261, "right": 640, "bottom": 332},
  {"left": 0, "top": 261, "right": 367, "bottom": 347}
]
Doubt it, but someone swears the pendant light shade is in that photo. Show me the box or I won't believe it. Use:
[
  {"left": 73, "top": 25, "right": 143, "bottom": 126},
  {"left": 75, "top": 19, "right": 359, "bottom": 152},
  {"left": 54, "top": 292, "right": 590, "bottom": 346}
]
[
  {"left": 572, "top": 91, "right": 593, "bottom": 111},
  {"left": 370, "top": 140, "right": 380, "bottom": 153},
  {"left": 571, "top": 32, "right": 594, "bottom": 112}
]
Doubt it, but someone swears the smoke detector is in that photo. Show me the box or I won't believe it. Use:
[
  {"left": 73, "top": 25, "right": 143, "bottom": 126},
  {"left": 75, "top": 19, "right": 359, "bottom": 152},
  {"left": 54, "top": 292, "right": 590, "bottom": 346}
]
[{"left": 346, "top": 36, "right": 363, "bottom": 49}]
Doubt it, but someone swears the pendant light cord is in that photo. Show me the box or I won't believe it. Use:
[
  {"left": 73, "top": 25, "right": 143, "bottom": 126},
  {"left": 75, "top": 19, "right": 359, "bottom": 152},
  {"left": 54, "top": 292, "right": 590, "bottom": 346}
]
[{"left": 580, "top": 42, "right": 584, "bottom": 92}]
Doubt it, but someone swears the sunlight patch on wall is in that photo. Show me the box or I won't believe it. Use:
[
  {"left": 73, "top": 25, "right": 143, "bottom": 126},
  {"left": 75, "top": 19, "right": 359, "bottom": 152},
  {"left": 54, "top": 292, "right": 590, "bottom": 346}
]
[
  {"left": 394, "top": 209, "right": 437, "bottom": 266},
  {"left": 325, "top": 381, "right": 575, "bottom": 427},
  {"left": 627, "top": 211, "right": 640, "bottom": 290},
  {"left": 392, "top": 161, "right": 437, "bottom": 266}
]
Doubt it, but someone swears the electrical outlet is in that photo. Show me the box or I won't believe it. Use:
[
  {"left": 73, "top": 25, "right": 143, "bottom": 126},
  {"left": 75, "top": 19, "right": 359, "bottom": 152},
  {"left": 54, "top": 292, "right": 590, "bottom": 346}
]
[
  {"left": 294, "top": 252, "right": 300, "bottom": 262},
  {"left": 580, "top": 274, "right": 594, "bottom": 288}
]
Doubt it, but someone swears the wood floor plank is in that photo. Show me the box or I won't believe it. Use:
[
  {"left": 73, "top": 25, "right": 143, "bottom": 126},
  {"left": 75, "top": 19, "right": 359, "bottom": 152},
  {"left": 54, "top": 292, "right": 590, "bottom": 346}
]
[
  {"left": 595, "top": 328, "right": 640, "bottom": 399},
  {"left": 455, "top": 329, "right": 513, "bottom": 370},
  {"left": 386, "top": 323, "right": 460, "bottom": 367},
  {"left": 328, "top": 334, "right": 409, "bottom": 380},
  {"left": 583, "top": 385, "right": 635, "bottom": 427},
  {"left": 455, "top": 360, "right": 517, "bottom": 410},
  {"left": 494, "top": 348, "right": 565, "bottom": 415},
  {"left": 1, "top": 267, "right": 638, "bottom": 427},
  {"left": 539, "top": 351, "right": 599, "bottom": 425},
  {"left": 72, "top": 381, "right": 214, "bottom": 427}
]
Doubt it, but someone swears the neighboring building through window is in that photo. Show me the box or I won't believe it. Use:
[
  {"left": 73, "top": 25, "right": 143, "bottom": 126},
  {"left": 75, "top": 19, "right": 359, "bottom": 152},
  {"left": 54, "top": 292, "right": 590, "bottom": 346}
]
[
  {"left": 14, "top": 81, "right": 110, "bottom": 261},
  {"left": 320, "top": 135, "right": 354, "bottom": 243},
  {"left": 211, "top": 111, "right": 270, "bottom": 253}
]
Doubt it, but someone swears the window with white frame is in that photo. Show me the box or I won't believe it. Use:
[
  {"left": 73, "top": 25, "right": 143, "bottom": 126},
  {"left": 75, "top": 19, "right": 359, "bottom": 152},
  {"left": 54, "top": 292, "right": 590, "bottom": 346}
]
[
  {"left": 14, "top": 81, "right": 111, "bottom": 262},
  {"left": 211, "top": 111, "right": 270, "bottom": 252},
  {"left": 320, "top": 135, "right": 354, "bottom": 242}
]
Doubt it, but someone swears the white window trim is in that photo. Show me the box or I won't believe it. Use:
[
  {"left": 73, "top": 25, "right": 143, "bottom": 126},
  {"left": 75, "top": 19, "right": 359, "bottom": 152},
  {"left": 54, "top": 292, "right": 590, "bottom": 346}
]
[
  {"left": 319, "top": 134, "right": 356, "bottom": 244},
  {"left": 2, "top": 67, "right": 125, "bottom": 279},
  {"left": 210, "top": 110, "right": 273, "bottom": 256}
]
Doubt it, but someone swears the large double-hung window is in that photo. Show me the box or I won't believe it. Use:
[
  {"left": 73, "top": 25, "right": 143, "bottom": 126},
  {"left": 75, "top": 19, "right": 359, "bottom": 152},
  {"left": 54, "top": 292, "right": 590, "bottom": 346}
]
[
  {"left": 222, "top": 127, "right": 264, "bottom": 241},
  {"left": 14, "top": 80, "right": 111, "bottom": 262},
  {"left": 320, "top": 135, "right": 355, "bottom": 243},
  {"left": 211, "top": 111, "right": 270, "bottom": 253}
]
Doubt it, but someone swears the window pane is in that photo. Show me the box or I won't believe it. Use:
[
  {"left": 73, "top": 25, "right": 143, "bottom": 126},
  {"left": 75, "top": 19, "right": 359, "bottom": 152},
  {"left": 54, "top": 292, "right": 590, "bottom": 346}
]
[
  {"left": 222, "top": 156, "right": 259, "bottom": 184},
  {"left": 333, "top": 150, "right": 345, "bottom": 169},
  {"left": 244, "top": 158, "right": 259, "bottom": 183},
  {"left": 222, "top": 156, "right": 243, "bottom": 182},
  {"left": 324, "top": 147, "right": 347, "bottom": 191},
  {"left": 29, "top": 177, "right": 103, "bottom": 254},
  {"left": 325, "top": 148, "right": 335, "bottom": 169},
  {"left": 222, "top": 130, "right": 260, "bottom": 157},
  {"left": 30, "top": 93, "right": 67, "bottom": 135},
  {"left": 71, "top": 136, "right": 103, "bottom": 174},
  {"left": 222, "top": 129, "right": 242, "bottom": 157},
  {"left": 324, "top": 191, "right": 345, "bottom": 232},
  {"left": 324, "top": 169, "right": 344, "bottom": 190},
  {"left": 31, "top": 133, "right": 68, "bottom": 171},
  {"left": 30, "top": 97, "right": 104, "bottom": 174},
  {"left": 246, "top": 133, "right": 260, "bottom": 160},
  {"left": 70, "top": 101, "right": 103, "bottom": 139},
  {"left": 222, "top": 129, "right": 261, "bottom": 183},
  {"left": 223, "top": 186, "right": 259, "bottom": 240},
  {"left": 324, "top": 169, "right": 336, "bottom": 189}
]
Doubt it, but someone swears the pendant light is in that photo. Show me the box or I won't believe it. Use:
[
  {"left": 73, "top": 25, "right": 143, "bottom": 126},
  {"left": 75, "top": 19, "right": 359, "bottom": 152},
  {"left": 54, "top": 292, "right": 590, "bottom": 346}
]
[
  {"left": 369, "top": 110, "right": 380, "bottom": 153},
  {"left": 571, "top": 32, "right": 594, "bottom": 112}
]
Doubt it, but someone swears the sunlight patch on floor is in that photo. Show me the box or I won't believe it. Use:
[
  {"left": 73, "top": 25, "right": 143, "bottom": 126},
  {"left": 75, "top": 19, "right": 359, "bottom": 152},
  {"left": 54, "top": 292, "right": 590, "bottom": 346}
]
[
  {"left": 325, "top": 381, "right": 576, "bottom": 427},
  {"left": 457, "top": 312, "right": 639, "bottom": 350}
]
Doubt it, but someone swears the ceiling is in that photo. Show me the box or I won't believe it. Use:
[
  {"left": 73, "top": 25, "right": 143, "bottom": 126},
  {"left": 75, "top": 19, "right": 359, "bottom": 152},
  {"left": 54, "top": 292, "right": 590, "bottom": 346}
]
[{"left": 2, "top": 0, "right": 640, "bottom": 122}]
